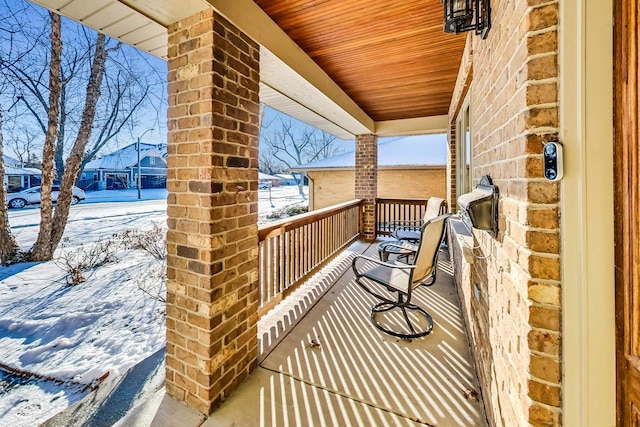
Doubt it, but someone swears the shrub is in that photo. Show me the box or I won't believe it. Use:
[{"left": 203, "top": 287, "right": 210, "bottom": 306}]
[
  {"left": 57, "top": 236, "right": 119, "bottom": 285},
  {"left": 266, "top": 204, "right": 309, "bottom": 219},
  {"left": 120, "top": 222, "right": 167, "bottom": 260},
  {"left": 137, "top": 260, "right": 167, "bottom": 303}
]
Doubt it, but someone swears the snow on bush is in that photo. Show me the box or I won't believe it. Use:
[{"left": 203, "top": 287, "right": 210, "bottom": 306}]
[
  {"left": 266, "top": 204, "right": 309, "bottom": 220},
  {"left": 57, "top": 236, "right": 120, "bottom": 285},
  {"left": 120, "top": 222, "right": 167, "bottom": 260}
]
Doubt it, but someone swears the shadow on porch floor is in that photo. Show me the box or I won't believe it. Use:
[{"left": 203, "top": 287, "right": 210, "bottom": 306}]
[{"left": 123, "top": 239, "right": 488, "bottom": 426}]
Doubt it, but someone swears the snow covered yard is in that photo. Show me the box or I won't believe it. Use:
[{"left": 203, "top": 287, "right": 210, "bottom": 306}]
[{"left": 0, "top": 186, "right": 307, "bottom": 426}]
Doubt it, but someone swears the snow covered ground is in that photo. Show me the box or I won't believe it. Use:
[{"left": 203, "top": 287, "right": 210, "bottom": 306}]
[{"left": 0, "top": 186, "right": 307, "bottom": 426}]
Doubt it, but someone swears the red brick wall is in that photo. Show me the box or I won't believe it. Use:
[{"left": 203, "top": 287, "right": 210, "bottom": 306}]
[
  {"left": 165, "top": 9, "right": 260, "bottom": 414},
  {"left": 354, "top": 134, "right": 377, "bottom": 240},
  {"left": 448, "top": 1, "right": 561, "bottom": 426}
]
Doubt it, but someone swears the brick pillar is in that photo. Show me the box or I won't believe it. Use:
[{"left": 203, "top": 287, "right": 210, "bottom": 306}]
[
  {"left": 355, "top": 134, "right": 377, "bottom": 241},
  {"left": 447, "top": 120, "right": 457, "bottom": 212},
  {"left": 165, "top": 9, "right": 260, "bottom": 414}
]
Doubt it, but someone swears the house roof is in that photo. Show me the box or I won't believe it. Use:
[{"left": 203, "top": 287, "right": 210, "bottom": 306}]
[
  {"left": 5, "top": 166, "right": 42, "bottom": 176},
  {"left": 84, "top": 143, "right": 167, "bottom": 170},
  {"left": 275, "top": 174, "right": 296, "bottom": 180},
  {"left": 291, "top": 134, "right": 447, "bottom": 171},
  {"left": 3, "top": 155, "right": 21, "bottom": 167},
  {"left": 259, "top": 172, "right": 280, "bottom": 181},
  {"left": 3, "top": 155, "right": 41, "bottom": 175}
]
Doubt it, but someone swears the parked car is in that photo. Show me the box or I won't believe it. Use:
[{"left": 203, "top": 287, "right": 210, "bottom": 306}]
[
  {"left": 7, "top": 185, "right": 25, "bottom": 193},
  {"left": 6, "top": 185, "right": 86, "bottom": 209},
  {"left": 258, "top": 182, "right": 271, "bottom": 190}
]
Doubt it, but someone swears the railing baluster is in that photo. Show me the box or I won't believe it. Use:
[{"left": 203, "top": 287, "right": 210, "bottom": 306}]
[{"left": 258, "top": 199, "right": 413, "bottom": 317}]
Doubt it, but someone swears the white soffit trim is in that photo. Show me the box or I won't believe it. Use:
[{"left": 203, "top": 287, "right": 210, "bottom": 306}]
[
  {"left": 260, "top": 48, "right": 371, "bottom": 139},
  {"left": 27, "top": 0, "right": 210, "bottom": 59},
  {"left": 207, "top": 0, "right": 374, "bottom": 136},
  {"left": 260, "top": 84, "right": 355, "bottom": 140},
  {"left": 375, "top": 115, "right": 449, "bottom": 136},
  {"left": 120, "top": 0, "right": 210, "bottom": 27}
]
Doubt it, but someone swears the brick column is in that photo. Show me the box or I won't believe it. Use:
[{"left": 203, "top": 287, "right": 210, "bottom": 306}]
[
  {"left": 165, "top": 10, "right": 260, "bottom": 414},
  {"left": 446, "top": 120, "right": 457, "bottom": 212},
  {"left": 355, "top": 134, "right": 377, "bottom": 241}
]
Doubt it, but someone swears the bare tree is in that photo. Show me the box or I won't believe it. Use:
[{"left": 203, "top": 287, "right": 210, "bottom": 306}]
[
  {"left": 6, "top": 125, "right": 40, "bottom": 165},
  {"left": 0, "top": 0, "right": 164, "bottom": 263},
  {"left": 261, "top": 116, "right": 343, "bottom": 197},
  {"left": 1, "top": 1, "right": 156, "bottom": 182},
  {"left": 259, "top": 149, "right": 284, "bottom": 175},
  {"left": 48, "top": 32, "right": 110, "bottom": 253},
  {"left": 79, "top": 72, "right": 149, "bottom": 174},
  {"left": 0, "top": 106, "right": 19, "bottom": 262},
  {"left": 30, "top": 11, "right": 62, "bottom": 261},
  {"left": 0, "top": 0, "right": 42, "bottom": 264}
]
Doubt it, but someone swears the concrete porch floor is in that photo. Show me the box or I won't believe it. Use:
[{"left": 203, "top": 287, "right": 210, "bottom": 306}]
[{"left": 121, "top": 240, "right": 488, "bottom": 426}]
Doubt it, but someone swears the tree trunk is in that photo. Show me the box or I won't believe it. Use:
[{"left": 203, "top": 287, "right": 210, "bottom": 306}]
[
  {"left": 50, "top": 33, "right": 107, "bottom": 250},
  {"left": 30, "top": 12, "right": 62, "bottom": 261},
  {"left": 0, "top": 106, "right": 19, "bottom": 264},
  {"left": 54, "top": 84, "right": 67, "bottom": 179},
  {"left": 296, "top": 172, "right": 306, "bottom": 200}
]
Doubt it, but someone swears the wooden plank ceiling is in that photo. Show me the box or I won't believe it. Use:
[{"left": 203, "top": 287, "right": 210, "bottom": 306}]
[{"left": 254, "top": 0, "right": 467, "bottom": 122}]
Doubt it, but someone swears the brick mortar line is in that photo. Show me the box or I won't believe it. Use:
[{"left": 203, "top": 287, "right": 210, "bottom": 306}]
[
  {"left": 487, "top": 126, "right": 560, "bottom": 142},
  {"left": 530, "top": 373, "right": 564, "bottom": 389},
  {"left": 530, "top": 324, "right": 562, "bottom": 335},
  {"left": 474, "top": 52, "right": 557, "bottom": 117},
  {"left": 474, "top": 19, "right": 545, "bottom": 97},
  {"left": 471, "top": 129, "right": 560, "bottom": 157},
  {"left": 474, "top": 102, "right": 559, "bottom": 141}
]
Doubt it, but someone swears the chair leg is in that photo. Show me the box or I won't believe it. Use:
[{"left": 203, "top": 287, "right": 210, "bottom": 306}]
[{"left": 370, "top": 299, "right": 434, "bottom": 339}]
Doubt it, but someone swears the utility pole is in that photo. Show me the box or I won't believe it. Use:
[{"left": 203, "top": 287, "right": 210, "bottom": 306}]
[
  {"left": 136, "top": 128, "right": 154, "bottom": 200},
  {"left": 137, "top": 137, "right": 141, "bottom": 199}
]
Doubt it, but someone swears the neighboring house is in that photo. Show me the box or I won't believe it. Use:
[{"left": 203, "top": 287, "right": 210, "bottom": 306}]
[
  {"left": 3, "top": 155, "right": 41, "bottom": 191},
  {"left": 79, "top": 142, "right": 167, "bottom": 190},
  {"left": 258, "top": 172, "right": 280, "bottom": 187},
  {"left": 292, "top": 135, "right": 447, "bottom": 210},
  {"left": 274, "top": 173, "right": 298, "bottom": 186}
]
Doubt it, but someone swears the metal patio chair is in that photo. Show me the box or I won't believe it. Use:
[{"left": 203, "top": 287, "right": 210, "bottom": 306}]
[
  {"left": 389, "top": 197, "right": 447, "bottom": 243},
  {"left": 352, "top": 213, "right": 452, "bottom": 339}
]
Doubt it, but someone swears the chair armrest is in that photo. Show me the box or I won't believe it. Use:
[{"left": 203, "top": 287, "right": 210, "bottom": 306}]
[
  {"left": 351, "top": 254, "right": 415, "bottom": 278},
  {"left": 383, "top": 242, "right": 417, "bottom": 253}
]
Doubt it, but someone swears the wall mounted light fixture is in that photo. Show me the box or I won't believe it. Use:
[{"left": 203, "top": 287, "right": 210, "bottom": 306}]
[{"left": 441, "top": 0, "right": 491, "bottom": 39}]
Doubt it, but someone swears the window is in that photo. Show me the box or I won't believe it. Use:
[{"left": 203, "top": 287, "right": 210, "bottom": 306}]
[
  {"left": 456, "top": 96, "right": 472, "bottom": 195},
  {"left": 149, "top": 156, "right": 156, "bottom": 166},
  {"left": 93, "top": 174, "right": 98, "bottom": 181},
  {"left": 7, "top": 176, "right": 21, "bottom": 189}
]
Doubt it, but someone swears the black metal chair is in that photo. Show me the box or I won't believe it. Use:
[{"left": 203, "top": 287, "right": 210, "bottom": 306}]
[{"left": 352, "top": 214, "right": 451, "bottom": 339}]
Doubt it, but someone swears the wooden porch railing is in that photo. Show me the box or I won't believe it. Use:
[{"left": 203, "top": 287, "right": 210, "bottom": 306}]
[
  {"left": 375, "top": 197, "right": 430, "bottom": 237},
  {"left": 257, "top": 199, "right": 362, "bottom": 317}
]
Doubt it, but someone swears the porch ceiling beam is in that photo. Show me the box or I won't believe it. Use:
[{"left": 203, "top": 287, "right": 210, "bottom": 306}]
[
  {"left": 375, "top": 115, "right": 449, "bottom": 136},
  {"left": 260, "top": 83, "right": 356, "bottom": 141},
  {"left": 206, "top": 0, "right": 375, "bottom": 136}
]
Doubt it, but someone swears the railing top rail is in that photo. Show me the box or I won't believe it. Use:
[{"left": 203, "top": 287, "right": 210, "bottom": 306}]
[
  {"left": 258, "top": 199, "right": 363, "bottom": 242},
  {"left": 376, "top": 198, "right": 430, "bottom": 205}
]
